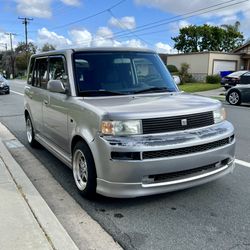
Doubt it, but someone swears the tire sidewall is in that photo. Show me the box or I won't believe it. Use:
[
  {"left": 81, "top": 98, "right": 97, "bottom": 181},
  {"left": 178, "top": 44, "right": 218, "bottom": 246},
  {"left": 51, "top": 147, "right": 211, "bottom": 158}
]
[{"left": 73, "top": 142, "right": 97, "bottom": 198}]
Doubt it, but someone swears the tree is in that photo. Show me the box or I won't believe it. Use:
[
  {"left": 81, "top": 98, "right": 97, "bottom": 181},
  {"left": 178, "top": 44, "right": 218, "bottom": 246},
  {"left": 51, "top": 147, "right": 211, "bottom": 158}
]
[
  {"left": 15, "top": 42, "right": 37, "bottom": 75},
  {"left": 172, "top": 23, "right": 244, "bottom": 53},
  {"left": 41, "top": 43, "right": 56, "bottom": 52}
]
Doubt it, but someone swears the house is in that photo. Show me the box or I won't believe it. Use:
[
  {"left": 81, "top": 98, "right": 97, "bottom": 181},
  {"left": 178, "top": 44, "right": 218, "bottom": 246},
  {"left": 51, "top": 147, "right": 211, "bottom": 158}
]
[
  {"left": 160, "top": 42, "right": 250, "bottom": 82},
  {"left": 233, "top": 41, "right": 250, "bottom": 70}
]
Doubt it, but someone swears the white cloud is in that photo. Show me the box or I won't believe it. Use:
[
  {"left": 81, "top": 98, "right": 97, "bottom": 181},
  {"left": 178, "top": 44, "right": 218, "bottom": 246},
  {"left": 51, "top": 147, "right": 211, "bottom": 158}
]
[
  {"left": 60, "top": 0, "right": 80, "bottom": 6},
  {"left": 37, "top": 28, "right": 72, "bottom": 49},
  {"left": 134, "top": 0, "right": 249, "bottom": 17},
  {"left": 16, "top": 0, "right": 52, "bottom": 18},
  {"left": 155, "top": 42, "right": 176, "bottom": 54},
  {"left": 96, "top": 27, "right": 113, "bottom": 39},
  {"left": 121, "top": 39, "right": 147, "bottom": 48},
  {"left": 0, "top": 33, "right": 18, "bottom": 50},
  {"left": 109, "top": 16, "right": 136, "bottom": 30},
  {"left": 178, "top": 20, "right": 190, "bottom": 29},
  {"left": 69, "top": 28, "right": 92, "bottom": 47}
]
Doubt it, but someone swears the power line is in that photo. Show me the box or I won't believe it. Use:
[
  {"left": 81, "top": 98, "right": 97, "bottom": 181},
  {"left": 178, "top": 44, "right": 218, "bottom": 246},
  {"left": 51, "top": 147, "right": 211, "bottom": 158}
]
[
  {"left": 66, "top": 0, "right": 248, "bottom": 48},
  {"left": 107, "top": 9, "right": 153, "bottom": 46},
  {"left": 29, "top": 0, "right": 126, "bottom": 33},
  {"left": 115, "top": 0, "right": 249, "bottom": 40},
  {"left": 112, "top": 0, "right": 248, "bottom": 40}
]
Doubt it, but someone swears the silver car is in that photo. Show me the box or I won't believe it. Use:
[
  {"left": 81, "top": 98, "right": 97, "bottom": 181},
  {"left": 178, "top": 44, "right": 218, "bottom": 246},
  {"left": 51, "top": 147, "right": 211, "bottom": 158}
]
[{"left": 24, "top": 48, "right": 235, "bottom": 198}]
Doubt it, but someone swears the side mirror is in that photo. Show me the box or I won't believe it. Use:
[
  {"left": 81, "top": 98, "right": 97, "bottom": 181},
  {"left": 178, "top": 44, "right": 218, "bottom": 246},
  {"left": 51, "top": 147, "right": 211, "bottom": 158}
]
[{"left": 47, "top": 80, "right": 66, "bottom": 93}]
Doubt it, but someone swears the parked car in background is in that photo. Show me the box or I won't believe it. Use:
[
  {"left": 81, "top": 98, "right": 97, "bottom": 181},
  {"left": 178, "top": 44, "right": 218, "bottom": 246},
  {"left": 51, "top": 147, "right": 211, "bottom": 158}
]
[
  {"left": 0, "top": 75, "right": 10, "bottom": 94},
  {"left": 221, "top": 71, "right": 249, "bottom": 90},
  {"left": 226, "top": 85, "right": 250, "bottom": 105}
]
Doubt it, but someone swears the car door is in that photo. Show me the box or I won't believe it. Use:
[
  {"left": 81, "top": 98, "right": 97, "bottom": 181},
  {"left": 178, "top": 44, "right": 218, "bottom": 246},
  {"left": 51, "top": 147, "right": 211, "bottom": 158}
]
[
  {"left": 25, "top": 57, "right": 48, "bottom": 134},
  {"left": 42, "top": 55, "right": 70, "bottom": 153}
]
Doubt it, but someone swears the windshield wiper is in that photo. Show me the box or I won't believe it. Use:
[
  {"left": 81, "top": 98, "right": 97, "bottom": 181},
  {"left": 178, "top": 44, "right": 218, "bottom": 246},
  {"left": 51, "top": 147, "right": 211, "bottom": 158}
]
[
  {"left": 133, "top": 87, "right": 170, "bottom": 94},
  {"left": 80, "top": 89, "right": 126, "bottom": 96}
]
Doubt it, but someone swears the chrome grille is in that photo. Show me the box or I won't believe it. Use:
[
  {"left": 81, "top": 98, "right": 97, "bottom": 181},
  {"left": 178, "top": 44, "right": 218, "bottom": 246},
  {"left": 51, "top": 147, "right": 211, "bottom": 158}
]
[{"left": 142, "top": 111, "right": 214, "bottom": 134}]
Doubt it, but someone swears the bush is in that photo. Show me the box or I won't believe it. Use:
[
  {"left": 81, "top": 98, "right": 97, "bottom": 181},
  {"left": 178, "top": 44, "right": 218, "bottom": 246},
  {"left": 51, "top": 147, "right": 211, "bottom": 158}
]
[
  {"left": 206, "top": 74, "right": 221, "bottom": 84},
  {"left": 179, "top": 63, "right": 192, "bottom": 84},
  {"left": 167, "top": 64, "right": 178, "bottom": 73}
]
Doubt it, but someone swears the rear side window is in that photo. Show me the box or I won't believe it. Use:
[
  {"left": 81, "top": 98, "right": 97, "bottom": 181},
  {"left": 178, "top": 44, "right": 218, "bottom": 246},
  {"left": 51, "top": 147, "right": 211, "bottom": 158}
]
[{"left": 32, "top": 58, "right": 48, "bottom": 89}]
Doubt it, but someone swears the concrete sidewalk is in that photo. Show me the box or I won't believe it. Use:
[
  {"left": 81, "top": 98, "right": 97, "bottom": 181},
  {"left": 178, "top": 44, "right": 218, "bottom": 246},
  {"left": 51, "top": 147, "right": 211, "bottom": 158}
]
[{"left": 0, "top": 138, "right": 79, "bottom": 250}]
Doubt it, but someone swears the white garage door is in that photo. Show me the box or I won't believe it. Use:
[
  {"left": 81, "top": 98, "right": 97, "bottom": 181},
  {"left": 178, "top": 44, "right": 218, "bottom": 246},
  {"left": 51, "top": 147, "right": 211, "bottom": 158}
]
[{"left": 213, "top": 60, "right": 236, "bottom": 75}]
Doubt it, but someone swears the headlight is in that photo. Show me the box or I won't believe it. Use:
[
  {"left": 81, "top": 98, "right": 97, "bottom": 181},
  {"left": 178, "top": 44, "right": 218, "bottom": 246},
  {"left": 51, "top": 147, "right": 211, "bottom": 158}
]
[
  {"left": 101, "top": 120, "right": 142, "bottom": 135},
  {"left": 213, "top": 108, "right": 226, "bottom": 123},
  {"left": 0, "top": 82, "right": 3, "bottom": 87}
]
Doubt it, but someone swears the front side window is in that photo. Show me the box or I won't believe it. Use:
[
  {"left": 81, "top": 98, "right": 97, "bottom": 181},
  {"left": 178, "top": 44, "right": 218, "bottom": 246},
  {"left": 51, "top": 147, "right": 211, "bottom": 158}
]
[
  {"left": 49, "top": 56, "right": 67, "bottom": 86},
  {"left": 73, "top": 52, "right": 178, "bottom": 96}
]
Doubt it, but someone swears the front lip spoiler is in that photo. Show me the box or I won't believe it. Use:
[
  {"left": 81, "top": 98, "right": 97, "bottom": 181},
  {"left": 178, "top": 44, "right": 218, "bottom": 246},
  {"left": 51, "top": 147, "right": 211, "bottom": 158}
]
[{"left": 142, "top": 158, "right": 235, "bottom": 188}]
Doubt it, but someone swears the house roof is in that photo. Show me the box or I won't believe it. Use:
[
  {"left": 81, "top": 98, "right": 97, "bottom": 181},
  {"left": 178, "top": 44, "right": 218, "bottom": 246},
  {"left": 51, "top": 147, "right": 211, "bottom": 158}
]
[{"left": 233, "top": 41, "right": 250, "bottom": 53}]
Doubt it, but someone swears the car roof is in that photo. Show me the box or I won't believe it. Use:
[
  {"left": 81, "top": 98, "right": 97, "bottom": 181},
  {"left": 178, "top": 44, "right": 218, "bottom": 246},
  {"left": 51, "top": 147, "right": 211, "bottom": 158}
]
[{"left": 32, "top": 47, "right": 155, "bottom": 58}]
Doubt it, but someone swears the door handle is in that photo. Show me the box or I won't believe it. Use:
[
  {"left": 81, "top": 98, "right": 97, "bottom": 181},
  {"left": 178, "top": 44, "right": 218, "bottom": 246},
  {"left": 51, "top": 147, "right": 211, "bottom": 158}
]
[{"left": 44, "top": 100, "right": 49, "bottom": 105}]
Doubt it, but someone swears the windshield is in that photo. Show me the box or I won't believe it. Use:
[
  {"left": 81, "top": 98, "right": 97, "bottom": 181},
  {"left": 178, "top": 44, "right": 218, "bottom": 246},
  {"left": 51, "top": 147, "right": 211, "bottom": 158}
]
[
  {"left": 227, "top": 71, "right": 249, "bottom": 77},
  {"left": 73, "top": 52, "right": 178, "bottom": 96}
]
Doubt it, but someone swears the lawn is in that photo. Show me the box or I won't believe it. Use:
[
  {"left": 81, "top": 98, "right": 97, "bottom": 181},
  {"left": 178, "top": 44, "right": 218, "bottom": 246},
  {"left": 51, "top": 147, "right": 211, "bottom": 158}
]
[{"left": 178, "top": 83, "right": 221, "bottom": 93}]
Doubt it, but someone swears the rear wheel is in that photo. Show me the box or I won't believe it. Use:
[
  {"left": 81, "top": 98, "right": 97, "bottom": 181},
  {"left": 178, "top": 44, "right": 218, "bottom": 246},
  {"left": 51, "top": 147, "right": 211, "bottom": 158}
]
[
  {"left": 227, "top": 90, "right": 241, "bottom": 105},
  {"left": 25, "top": 115, "right": 39, "bottom": 147},
  {"left": 72, "top": 141, "right": 97, "bottom": 198}
]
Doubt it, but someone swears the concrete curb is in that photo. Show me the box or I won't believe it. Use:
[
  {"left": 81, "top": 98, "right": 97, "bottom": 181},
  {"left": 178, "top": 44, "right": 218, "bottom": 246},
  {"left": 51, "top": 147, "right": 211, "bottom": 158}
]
[{"left": 0, "top": 127, "right": 79, "bottom": 250}]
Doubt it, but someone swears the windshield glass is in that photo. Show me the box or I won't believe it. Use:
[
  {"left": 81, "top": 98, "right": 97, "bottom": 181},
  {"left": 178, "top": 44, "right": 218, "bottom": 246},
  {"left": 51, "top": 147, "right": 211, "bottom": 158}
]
[
  {"left": 73, "top": 52, "right": 178, "bottom": 96},
  {"left": 227, "top": 71, "right": 249, "bottom": 77}
]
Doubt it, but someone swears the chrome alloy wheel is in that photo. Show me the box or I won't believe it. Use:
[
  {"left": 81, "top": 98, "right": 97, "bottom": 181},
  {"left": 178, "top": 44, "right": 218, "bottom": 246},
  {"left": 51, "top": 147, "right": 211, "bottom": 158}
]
[
  {"left": 228, "top": 91, "right": 239, "bottom": 105},
  {"left": 26, "top": 118, "right": 33, "bottom": 143},
  {"left": 73, "top": 149, "right": 88, "bottom": 191}
]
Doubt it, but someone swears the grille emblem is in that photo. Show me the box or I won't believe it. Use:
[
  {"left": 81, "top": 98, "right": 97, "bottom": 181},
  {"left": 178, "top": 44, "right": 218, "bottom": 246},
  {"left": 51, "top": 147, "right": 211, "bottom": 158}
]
[{"left": 181, "top": 119, "right": 187, "bottom": 126}]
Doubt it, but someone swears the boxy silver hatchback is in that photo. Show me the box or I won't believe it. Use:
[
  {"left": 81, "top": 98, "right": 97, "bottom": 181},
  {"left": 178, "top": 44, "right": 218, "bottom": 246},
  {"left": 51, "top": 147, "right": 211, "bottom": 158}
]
[{"left": 24, "top": 48, "right": 235, "bottom": 198}]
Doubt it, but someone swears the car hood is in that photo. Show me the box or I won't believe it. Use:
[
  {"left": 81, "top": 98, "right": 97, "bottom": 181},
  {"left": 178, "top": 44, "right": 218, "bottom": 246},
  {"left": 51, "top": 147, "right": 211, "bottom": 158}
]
[{"left": 82, "top": 92, "right": 220, "bottom": 120}]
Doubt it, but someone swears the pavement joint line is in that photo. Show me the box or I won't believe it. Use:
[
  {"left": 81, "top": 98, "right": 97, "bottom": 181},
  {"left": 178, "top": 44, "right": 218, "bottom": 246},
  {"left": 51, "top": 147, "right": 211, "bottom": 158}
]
[
  {"left": 236, "top": 159, "right": 250, "bottom": 168},
  {"left": 10, "top": 90, "right": 24, "bottom": 96}
]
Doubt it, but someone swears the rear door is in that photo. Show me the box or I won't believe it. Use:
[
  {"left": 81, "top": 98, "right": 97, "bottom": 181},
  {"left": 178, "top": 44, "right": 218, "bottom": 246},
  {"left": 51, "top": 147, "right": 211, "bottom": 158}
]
[{"left": 25, "top": 57, "right": 48, "bottom": 134}]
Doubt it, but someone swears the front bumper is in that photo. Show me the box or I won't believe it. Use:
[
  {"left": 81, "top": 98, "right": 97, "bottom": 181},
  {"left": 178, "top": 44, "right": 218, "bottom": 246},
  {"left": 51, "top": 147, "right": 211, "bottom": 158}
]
[{"left": 92, "top": 121, "right": 235, "bottom": 198}]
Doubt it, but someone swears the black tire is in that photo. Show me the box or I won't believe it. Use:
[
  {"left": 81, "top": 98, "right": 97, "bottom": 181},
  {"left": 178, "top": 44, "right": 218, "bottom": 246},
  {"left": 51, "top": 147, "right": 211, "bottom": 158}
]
[
  {"left": 227, "top": 90, "right": 241, "bottom": 105},
  {"left": 6, "top": 90, "right": 10, "bottom": 94},
  {"left": 72, "top": 141, "right": 97, "bottom": 198},
  {"left": 25, "top": 115, "right": 39, "bottom": 147}
]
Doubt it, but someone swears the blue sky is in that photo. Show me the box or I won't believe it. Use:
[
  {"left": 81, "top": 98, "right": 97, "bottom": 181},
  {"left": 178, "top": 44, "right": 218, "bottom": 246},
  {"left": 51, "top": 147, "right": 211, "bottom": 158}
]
[{"left": 0, "top": 0, "right": 250, "bottom": 53}]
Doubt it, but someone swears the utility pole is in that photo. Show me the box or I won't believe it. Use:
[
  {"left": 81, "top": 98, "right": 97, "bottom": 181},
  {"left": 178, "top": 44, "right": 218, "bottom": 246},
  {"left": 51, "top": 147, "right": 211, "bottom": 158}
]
[
  {"left": 5, "top": 32, "right": 16, "bottom": 78},
  {"left": 18, "top": 17, "right": 33, "bottom": 65}
]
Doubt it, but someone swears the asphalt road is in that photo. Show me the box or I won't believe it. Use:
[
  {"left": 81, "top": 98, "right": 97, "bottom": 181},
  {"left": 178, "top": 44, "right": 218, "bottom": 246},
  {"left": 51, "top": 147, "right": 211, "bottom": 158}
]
[{"left": 1, "top": 80, "right": 250, "bottom": 250}]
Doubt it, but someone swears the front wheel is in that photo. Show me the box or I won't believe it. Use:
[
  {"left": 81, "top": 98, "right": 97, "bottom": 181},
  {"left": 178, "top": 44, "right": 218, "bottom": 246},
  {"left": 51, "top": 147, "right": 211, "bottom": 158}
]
[
  {"left": 72, "top": 141, "right": 97, "bottom": 198},
  {"left": 227, "top": 90, "right": 241, "bottom": 105}
]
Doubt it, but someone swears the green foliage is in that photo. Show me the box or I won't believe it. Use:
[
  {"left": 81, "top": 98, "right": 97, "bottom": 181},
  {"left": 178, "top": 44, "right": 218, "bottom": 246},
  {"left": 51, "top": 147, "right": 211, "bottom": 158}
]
[
  {"left": 179, "top": 83, "right": 221, "bottom": 93},
  {"left": 15, "top": 42, "right": 37, "bottom": 73},
  {"left": 41, "top": 43, "right": 56, "bottom": 52},
  {"left": 167, "top": 64, "right": 178, "bottom": 73},
  {"left": 179, "top": 63, "right": 192, "bottom": 84},
  {"left": 172, "top": 22, "right": 244, "bottom": 53},
  {"left": 206, "top": 74, "right": 221, "bottom": 84}
]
